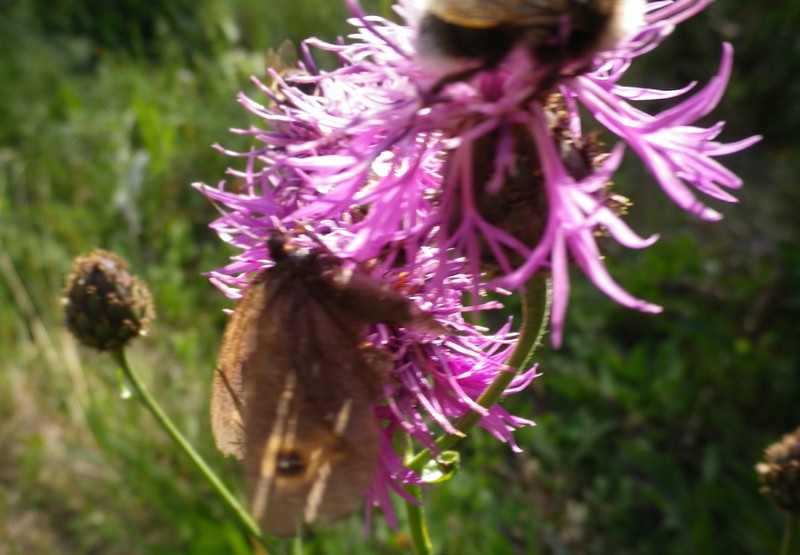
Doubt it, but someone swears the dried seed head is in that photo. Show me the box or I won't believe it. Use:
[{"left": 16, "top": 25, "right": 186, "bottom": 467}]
[
  {"left": 755, "top": 426, "right": 800, "bottom": 514},
  {"left": 63, "top": 249, "right": 155, "bottom": 351}
]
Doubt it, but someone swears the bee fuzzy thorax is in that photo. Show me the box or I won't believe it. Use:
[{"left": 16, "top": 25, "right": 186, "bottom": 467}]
[{"left": 415, "top": 0, "right": 647, "bottom": 81}]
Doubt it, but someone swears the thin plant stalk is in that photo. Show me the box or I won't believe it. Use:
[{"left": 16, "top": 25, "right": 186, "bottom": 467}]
[
  {"left": 111, "top": 348, "right": 272, "bottom": 551},
  {"left": 405, "top": 482, "right": 434, "bottom": 555},
  {"left": 781, "top": 514, "right": 799, "bottom": 555},
  {"left": 405, "top": 436, "right": 434, "bottom": 555}
]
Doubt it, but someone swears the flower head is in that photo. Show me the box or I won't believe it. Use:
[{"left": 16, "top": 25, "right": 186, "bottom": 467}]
[
  {"left": 756, "top": 426, "right": 800, "bottom": 514},
  {"left": 199, "top": 0, "right": 758, "bottom": 345},
  {"left": 63, "top": 249, "right": 155, "bottom": 351},
  {"left": 197, "top": 0, "right": 757, "bottom": 526}
]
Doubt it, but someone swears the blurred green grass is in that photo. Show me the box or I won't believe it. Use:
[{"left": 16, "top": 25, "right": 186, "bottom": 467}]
[{"left": 1, "top": 0, "right": 798, "bottom": 553}]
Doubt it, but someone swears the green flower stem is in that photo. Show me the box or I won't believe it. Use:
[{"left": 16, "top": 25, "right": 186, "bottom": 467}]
[
  {"left": 404, "top": 434, "right": 434, "bottom": 555},
  {"left": 405, "top": 481, "right": 433, "bottom": 555},
  {"left": 111, "top": 348, "right": 271, "bottom": 551},
  {"left": 407, "top": 274, "right": 551, "bottom": 473},
  {"left": 780, "top": 514, "right": 799, "bottom": 555}
]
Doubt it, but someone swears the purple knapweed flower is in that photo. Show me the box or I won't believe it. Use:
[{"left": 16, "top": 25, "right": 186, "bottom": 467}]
[
  {"left": 198, "top": 0, "right": 759, "bottom": 346},
  {"left": 196, "top": 0, "right": 758, "bottom": 525}
]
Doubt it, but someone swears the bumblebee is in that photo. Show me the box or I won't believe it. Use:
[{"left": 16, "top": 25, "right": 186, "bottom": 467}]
[{"left": 417, "top": 0, "right": 645, "bottom": 80}]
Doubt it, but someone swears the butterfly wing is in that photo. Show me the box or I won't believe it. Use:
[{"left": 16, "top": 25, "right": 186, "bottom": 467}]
[
  {"left": 243, "top": 273, "right": 385, "bottom": 537},
  {"left": 211, "top": 273, "right": 272, "bottom": 460},
  {"left": 212, "top": 247, "right": 441, "bottom": 537}
]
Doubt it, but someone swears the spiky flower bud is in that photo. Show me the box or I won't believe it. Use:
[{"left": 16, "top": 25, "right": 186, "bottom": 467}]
[
  {"left": 755, "top": 426, "right": 800, "bottom": 514},
  {"left": 63, "top": 249, "right": 155, "bottom": 351}
]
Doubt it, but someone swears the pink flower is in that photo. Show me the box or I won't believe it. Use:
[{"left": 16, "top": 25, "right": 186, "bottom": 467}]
[{"left": 196, "top": 0, "right": 758, "bottom": 521}]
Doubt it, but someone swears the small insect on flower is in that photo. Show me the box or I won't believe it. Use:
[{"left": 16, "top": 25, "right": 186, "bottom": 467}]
[
  {"left": 416, "top": 0, "right": 645, "bottom": 84},
  {"left": 211, "top": 234, "right": 441, "bottom": 537}
]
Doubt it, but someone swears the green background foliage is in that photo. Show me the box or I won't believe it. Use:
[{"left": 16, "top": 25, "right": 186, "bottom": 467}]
[{"left": 0, "top": 0, "right": 797, "bottom": 552}]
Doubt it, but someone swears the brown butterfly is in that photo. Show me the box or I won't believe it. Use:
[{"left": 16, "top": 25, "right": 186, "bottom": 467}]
[{"left": 211, "top": 234, "right": 440, "bottom": 537}]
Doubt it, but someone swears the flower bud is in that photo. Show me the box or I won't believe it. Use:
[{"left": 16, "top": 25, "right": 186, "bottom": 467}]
[
  {"left": 755, "top": 426, "right": 800, "bottom": 514},
  {"left": 63, "top": 249, "right": 155, "bottom": 351}
]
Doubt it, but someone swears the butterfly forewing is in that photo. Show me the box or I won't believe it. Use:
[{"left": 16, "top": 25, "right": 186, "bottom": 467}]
[
  {"left": 211, "top": 272, "right": 271, "bottom": 459},
  {"left": 211, "top": 244, "right": 437, "bottom": 537}
]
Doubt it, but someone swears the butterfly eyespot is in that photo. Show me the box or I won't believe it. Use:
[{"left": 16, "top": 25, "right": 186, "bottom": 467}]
[{"left": 276, "top": 450, "right": 306, "bottom": 476}]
